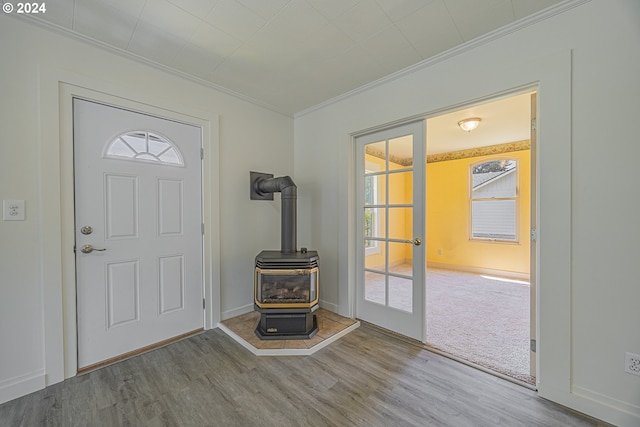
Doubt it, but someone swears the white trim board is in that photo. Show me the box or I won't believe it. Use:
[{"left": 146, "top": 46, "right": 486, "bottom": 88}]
[
  {"left": 427, "top": 262, "right": 530, "bottom": 282},
  {"left": 0, "top": 370, "right": 45, "bottom": 406},
  {"left": 217, "top": 322, "right": 360, "bottom": 357},
  {"left": 221, "top": 303, "right": 254, "bottom": 321}
]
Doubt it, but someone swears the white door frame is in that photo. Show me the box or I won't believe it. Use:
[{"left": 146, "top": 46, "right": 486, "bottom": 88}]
[
  {"left": 39, "top": 67, "right": 221, "bottom": 383},
  {"left": 350, "top": 86, "right": 538, "bottom": 360},
  {"left": 420, "top": 88, "right": 538, "bottom": 381}
]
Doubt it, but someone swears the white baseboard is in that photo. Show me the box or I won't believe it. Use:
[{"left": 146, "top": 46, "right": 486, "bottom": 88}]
[
  {"left": 571, "top": 385, "right": 640, "bottom": 427},
  {"left": 539, "top": 383, "right": 640, "bottom": 427},
  {"left": 427, "top": 262, "right": 530, "bottom": 281},
  {"left": 319, "top": 299, "right": 338, "bottom": 313},
  {"left": 221, "top": 303, "right": 254, "bottom": 321},
  {"left": 0, "top": 370, "right": 45, "bottom": 405}
]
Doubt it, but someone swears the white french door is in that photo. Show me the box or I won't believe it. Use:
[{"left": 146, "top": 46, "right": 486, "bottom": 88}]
[
  {"left": 74, "top": 98, "right": 204, "bottom": 369},
  {"left": 355, "top": 121, "right": 426, "bottom": 341}
]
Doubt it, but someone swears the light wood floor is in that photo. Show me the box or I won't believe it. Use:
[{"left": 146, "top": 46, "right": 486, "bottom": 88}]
[{"left": 0, "top": 325, "right": 608, "bottom": 427}]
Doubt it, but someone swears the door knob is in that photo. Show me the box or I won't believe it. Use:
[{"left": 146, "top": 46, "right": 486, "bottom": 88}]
[
  {"left": 80, "top": 244, "right": 107, "bottom": 254},
  {"left": 403, "top": 238, "right": 422, "bottom": 246}
]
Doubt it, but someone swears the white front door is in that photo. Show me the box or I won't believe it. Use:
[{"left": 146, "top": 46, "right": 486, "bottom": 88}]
[
  {"left": 355, "top": 121, "right": 426, "bottom": 341},
  {"left": 74, "top": 98, "right": 203, "bottom": 369}
]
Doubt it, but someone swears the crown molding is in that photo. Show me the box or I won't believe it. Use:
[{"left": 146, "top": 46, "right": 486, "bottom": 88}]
[
  {"left": 294, "top": 0, "right": 591, "bottom": 119},
  {"left": 7, "top": 0, "right": 590, "bottom": 120}
]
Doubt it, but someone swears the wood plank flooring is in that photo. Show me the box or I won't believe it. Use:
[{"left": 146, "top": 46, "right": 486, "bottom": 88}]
[{"left": 0, "top": 325, "right": 608, "bottom": 427}]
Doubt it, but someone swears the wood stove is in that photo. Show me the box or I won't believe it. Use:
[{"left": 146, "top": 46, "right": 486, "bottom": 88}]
[
  {"left": 254, "top": 249, "right": 319, "bottom": 339},
  {"left": 250, "top": 172, "right": 319, "bottom": 339}
]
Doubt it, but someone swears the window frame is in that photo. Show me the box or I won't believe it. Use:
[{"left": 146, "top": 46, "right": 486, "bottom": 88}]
[{"left": 468, "top": 157, "right": 520, "bottom": 243}]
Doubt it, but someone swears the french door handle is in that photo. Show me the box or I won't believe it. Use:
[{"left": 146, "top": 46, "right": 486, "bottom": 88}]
[
  {"left": 80, "top": 244, "right": 107, "bottom": 254},
  {"left": 404, "top": 238, "right": 422, "bottom": 246}
]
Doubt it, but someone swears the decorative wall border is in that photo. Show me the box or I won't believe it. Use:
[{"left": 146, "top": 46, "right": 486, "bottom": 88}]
[
  {"left": 427, "top": 140, "right": 530, "bottom": 163},
  {"left": 366, "top": 140, "right": 530, "bottom": 166},
  {"left": 365, "top": 146, "right": 414, "bottom": 166}
]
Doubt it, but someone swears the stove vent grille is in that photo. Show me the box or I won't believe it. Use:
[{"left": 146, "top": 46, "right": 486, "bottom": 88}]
[{"left": 255, "top": 258, "right": 319, "bottom": 270}]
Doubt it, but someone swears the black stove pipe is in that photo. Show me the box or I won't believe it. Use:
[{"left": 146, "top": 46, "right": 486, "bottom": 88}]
[{"left": 254, "top": 176, "right": 297, "bottom": 253}]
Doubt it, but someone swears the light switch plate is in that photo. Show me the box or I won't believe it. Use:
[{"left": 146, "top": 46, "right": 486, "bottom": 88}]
[{"left": 3, "top": 200, "right": 25, "bottom": 221}]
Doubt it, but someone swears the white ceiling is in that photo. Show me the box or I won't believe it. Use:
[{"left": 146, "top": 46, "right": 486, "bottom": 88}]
[
  {"left": 426, "top": 91, "right": 533, "bottom": 155},
  {"left": 366, "top": 91, "right": 533, "bottom": 157},
  {"left": 12, "top": 0, "right": 564, "bottom": 117}
]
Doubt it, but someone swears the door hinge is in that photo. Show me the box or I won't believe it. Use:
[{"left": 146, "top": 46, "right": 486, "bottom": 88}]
[
  {"left": 73, "top": 245, "right": 76, "bottom": 253},
  {"left": 200, "top": 148, "right": 204, "bottom": 159},
  {"left": 201, "top": 223, "right": 205, "bottom": 235},
  {"left": 530, "top": 339, "right": 537, "bottom": 353},
  {"left": 203, "top": 298, "right": 206, "bottom": 309},
  {"left": 531, "top": 118, "right": 537, "bottom": 132},
  {"left": 530, "top": 228, "right": 537, "bottom": 242}
]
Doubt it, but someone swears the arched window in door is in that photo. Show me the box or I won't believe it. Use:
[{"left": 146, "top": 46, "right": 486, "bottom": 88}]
[{"left": 104, "top": 131, "right": 184, "bottom": 166}]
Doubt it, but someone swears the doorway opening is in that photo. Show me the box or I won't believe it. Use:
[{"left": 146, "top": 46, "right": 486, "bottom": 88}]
[{"left": 424, "top": 91, "right": 536, "bottom": 385}]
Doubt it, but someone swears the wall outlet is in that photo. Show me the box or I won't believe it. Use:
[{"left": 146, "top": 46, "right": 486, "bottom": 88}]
[
  {"left": 3, "top": 200, "right": 25, "bottom": 221},
  {"left": 625, "top": 352, "right": 640, "bottom": 376}
]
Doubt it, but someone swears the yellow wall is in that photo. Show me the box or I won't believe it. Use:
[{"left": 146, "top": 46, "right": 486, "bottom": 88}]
[{"left": 426, "top": 149, "right": 531, "bottom": 275}]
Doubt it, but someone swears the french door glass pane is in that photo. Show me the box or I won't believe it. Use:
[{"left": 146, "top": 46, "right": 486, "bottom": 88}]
[
  {"left": 364, "top": 207, "right": 385, "bottom": 239},
  {"left": 365, "top": 239, "right": 385, "bottom": 270},
  {"left": 389, "top": 275, "right": 413, "bottom": 313},
  {"left": 364, "top": 140, "right": 387, "bottom": 171},
  {"left": 388, "top": 135, "right": 413, "bottom": 167},
  {"left": 365, "top": 270, "right": 386, "bottom": 305},
  {"left": 388, "top": 171, "right": 412, "bottom": 204},
  {"left": 388, "top": 241, "right": 412, "bottom": 276},
  {"left": 364, "top": 173, "right": 386, "bottom": 205},
  {"left": 388, "top": 207, "right": 412, "bottom": 240}
]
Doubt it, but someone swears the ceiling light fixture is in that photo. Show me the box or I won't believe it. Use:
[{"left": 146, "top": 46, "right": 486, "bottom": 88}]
[{"left": 458, "top": 117, "right": 481, "bottom": 132}]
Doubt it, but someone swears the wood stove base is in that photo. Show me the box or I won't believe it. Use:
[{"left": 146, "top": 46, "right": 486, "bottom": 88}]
[{"left": 254, "top": 306, "right": 319, "bottom": 340}]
